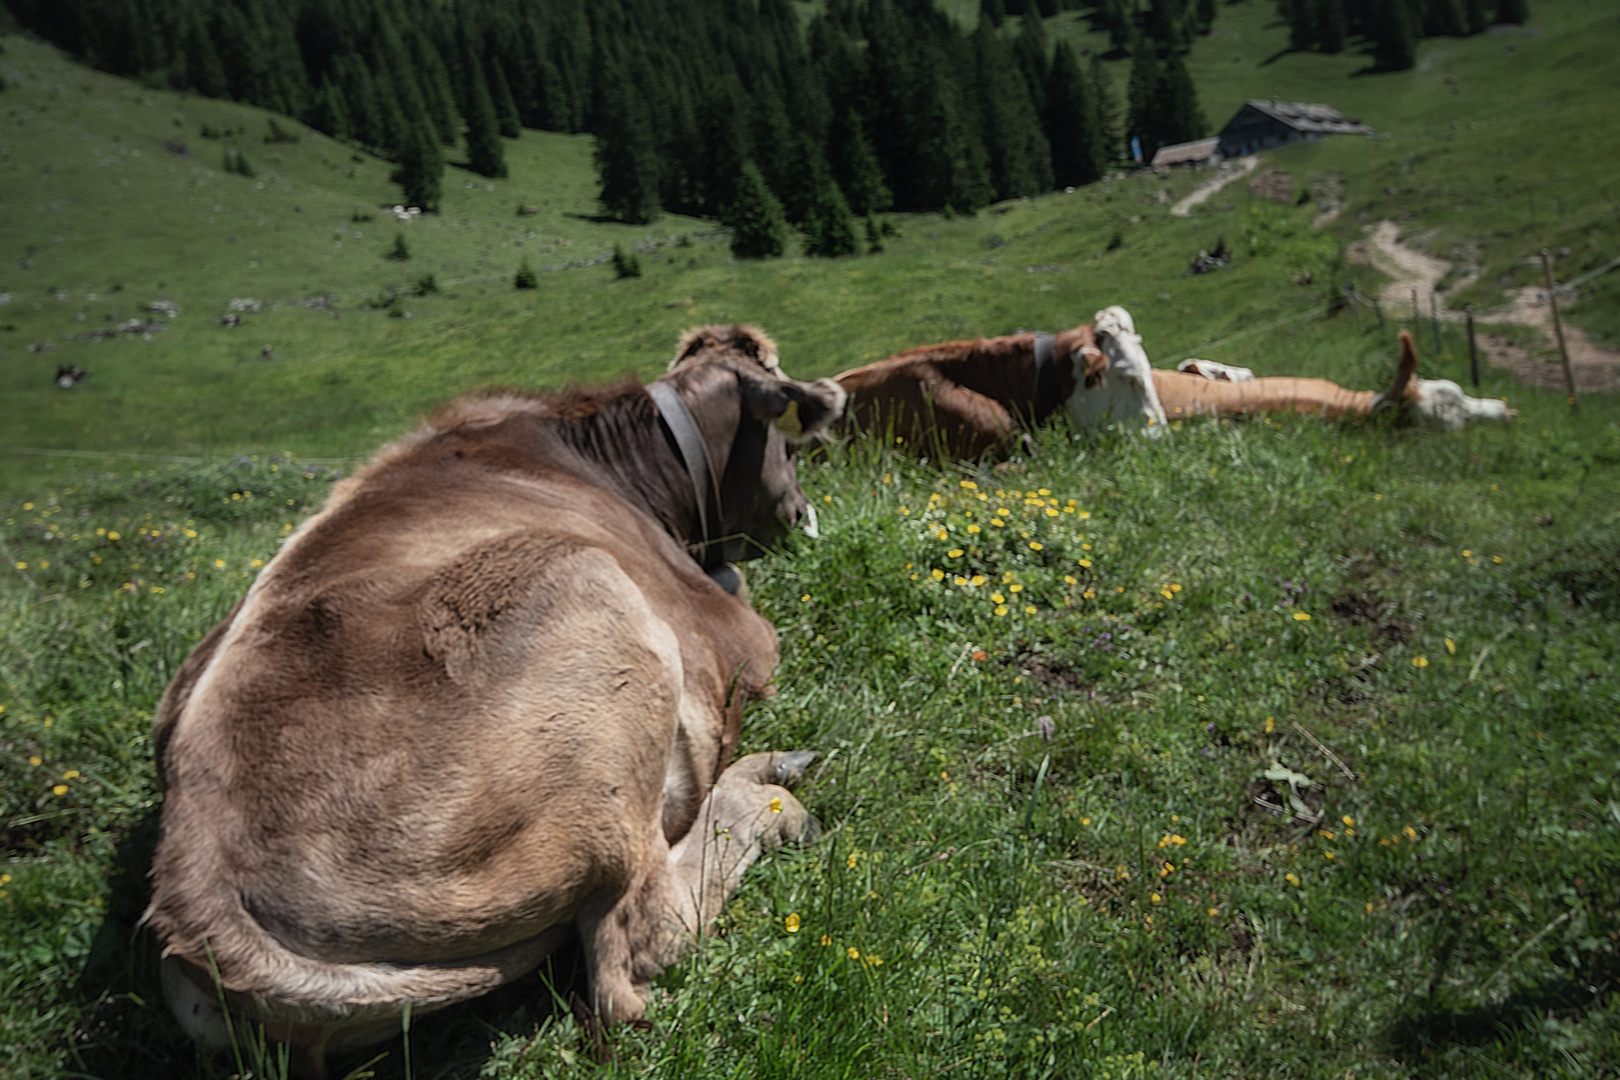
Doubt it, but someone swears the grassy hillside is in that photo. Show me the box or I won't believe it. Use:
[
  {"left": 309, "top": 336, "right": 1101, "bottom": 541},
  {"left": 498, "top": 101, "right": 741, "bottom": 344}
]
[
  {"left": 2, "top": 2, "right": 1618, "bottom": 1078},
  {"left": 3, "top": 0, "right": 1617, "bottom": 500}
]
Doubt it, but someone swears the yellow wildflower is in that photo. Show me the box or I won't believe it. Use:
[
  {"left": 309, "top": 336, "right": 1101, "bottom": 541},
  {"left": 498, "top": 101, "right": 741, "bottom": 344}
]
[
  {"left": 769, "top": 797, "right": 783, "bottom": 813},
  {"left": 1293, "top": 612, "right": 1311, "bottom": 622},
  {"left": 785, "top": 912, "right": 800, "bottom": 933}
]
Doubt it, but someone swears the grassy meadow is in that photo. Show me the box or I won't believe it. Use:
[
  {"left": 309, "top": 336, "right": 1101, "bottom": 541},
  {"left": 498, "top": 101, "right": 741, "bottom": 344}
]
[{"left": 3, "top": 1, "right": 1619, "bottom": 1077}]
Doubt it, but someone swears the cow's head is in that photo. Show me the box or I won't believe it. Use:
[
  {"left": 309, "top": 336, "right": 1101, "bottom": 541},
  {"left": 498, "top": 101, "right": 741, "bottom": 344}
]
[
  {"left": 1410, "top": 379, "right": 1516, "bottom": 429},
  {"left": 663, "top": 325, "right": 846, "bottom": 563},
  {"left": 1065, "top": 306, "right": 1169, "bottom": 436}
]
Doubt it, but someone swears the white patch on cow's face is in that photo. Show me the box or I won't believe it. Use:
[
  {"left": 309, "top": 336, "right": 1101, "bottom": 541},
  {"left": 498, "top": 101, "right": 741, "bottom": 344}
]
[
  {"left": 1066, "top": 305, "right": 1169, "bottom": 436},
  {"left": 1411, "top": 379, "right": 1514, "bottom": 429}
]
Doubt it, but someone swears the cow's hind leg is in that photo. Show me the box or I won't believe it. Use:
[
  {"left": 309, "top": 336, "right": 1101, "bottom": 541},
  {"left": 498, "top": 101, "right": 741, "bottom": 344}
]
[
  {"left": 663, "top": 751, "right": 818, "bottom": 949},
  {"left": 573, "top": 752, "right": 816, "bottom": 1025}
]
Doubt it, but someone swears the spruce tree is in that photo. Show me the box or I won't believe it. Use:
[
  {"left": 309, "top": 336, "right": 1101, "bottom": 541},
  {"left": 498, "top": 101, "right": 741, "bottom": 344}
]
[
  {"left": 976, "top": 22, "right": 1051, "bottom": 201},
  {"left": 1423, "top": 0, "right": 1466, "bottom": 36},
  {"left": 594, "top": 70, "right": 661, "bottom": 224},
  {"left": 461, "top": 49, "right": 508, "bottom": 179},
  {"left": 1090, "top": 54, "right": 1123, "bottom": 167},
  {"left": 1369, "top": 0, "right": 1420, "bottom": 70},
  {"left": 1319, "top": 0, "right": 1349, "bottom": 52},
  {"left": 1194, "top": 0, "right": 1217, "bottom": 34},
  {"left": 1155, "top": 49, "right": 1207, "bottom": 146},
  {"left": 1045, "top": 42, "right": 1102, "bottom": 189},
  {"left": 395, "top": 120, "right": 444, "bottom": 212},
  {"left": 490, "top": 60, "right": 522, "bottom": 139},
  {"left": 830, "top": 109, "right": 892, "bottom": 217},
  {"left": 177, "top": 6, "right": 227, "bottom": 99},
  {"left": 312, "top": 77, "right": 352, "bottom": 143},
  {"left": 723, "top": 161, "right": 789, "bottom": 259},
  {"left": 1495, "top": 0, "right": 1527, "bottom": 23},
  {"left": 1125, "top": 42, "right": 1163, "bottom": 161},
  {"left": 1462, "top": 0, "right": 1490, "bottom": 34},
  {"left": 800, "top": 178, "right": 859, "bottom": 258}
]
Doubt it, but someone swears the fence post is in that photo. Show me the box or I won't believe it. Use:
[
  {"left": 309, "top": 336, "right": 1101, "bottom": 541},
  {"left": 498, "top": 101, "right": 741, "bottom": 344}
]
[
  {"left": 1372, "top": 296, "right": 1385, "bottom": 331},
  {"left": 1466, "top": 304, "right": 1478, "bottom": 388},
  {"left": 1541, "top": 249, "right": 1578, "bottom": 414},
  {"left": 1412, "top": 286, "right": 1420, "bottom": 325},
  {"left": 1431, "top": 290, "right": 1441, "bottom": 353},
  {"left": 1347, "top": 285, "right": 1362, "bottom": 333}
]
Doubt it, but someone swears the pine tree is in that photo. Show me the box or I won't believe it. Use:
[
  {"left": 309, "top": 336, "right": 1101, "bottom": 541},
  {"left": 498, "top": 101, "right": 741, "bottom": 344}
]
[
  {"left": 1317, "top": 0, "right": 1349, "bottom": 51},
  {"left": 1155, "top": 49, "right": 1207, "bottom": 146},
  {"left": 830, "top": 110, "right": 892, "bottom": 217},
  {"left": 1090, "top": 54, "right": 1123, "bottom": 166},
  {"left": 514, "top": 259, "right": 538, "bottom": 289},
  {"left": 800, "top": 177, "right": 859, "bottom": 258},
  {"left": 395, "top": 120, "right": 444, "bottom": 212},
  {"left": 1194, "top": 0, "right": 1217, "bottom": 34},
  {"left": 387, "top": 232, "right": 411, "bottom": 261},
  {"left": 410, "top": 31, "right": 460, "bottom": 145},
  {"left": 177, "top": 6, "right": 227, "bottom": 99},
  {"left": 1423, "top": 0, "right": 1466, "bottom": 36},
  {"left": 1369, "top": 0, "right": 1420, "bottom": 70},
  {"left": 1147, "top": 0, "right": 1191, "bottom": 54},
  {"left": 311, "top": 77, "right": 352, "bottom": 142},
  {"left": 1495, "top": 0, "right": 1528, "bottom": 23},
  {"left": 975, "top": 22, "right": 1051, "bottom": 201},
  {"left": 490, "top": 59, "right": 522, "bottom": 139},
  {"left": 1462, "top": 0, "right": 1490, "bottom": 34},
  {"left": 461, "top": 48, "right": 509, "bottom": 179},
  {"left": 723, "top": 161, "right": 789, "bottom": 259},
  {"left": 1125, "top": 42, "right": 1162, "bottom": 161},
  {"left": 1045, "top": 42, "right": 1102, "bottom": 189},
  {"left": 594, "top": 67, "right": 660, "bottom": 224}
]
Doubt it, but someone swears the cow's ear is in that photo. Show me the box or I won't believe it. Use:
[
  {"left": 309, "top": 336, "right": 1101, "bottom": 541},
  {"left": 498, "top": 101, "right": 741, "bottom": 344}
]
[{"left": 744, "top": 376, "right": 847, "bottom": 443}]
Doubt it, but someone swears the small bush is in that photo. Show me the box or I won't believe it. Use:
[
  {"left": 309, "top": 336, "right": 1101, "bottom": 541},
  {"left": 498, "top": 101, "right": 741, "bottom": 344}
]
[
  {"left": 222, "top": 148, "right": 254, "bottom": 177},
  {"left": 263, "top": 119, "right": 299, "bottom": 144},
  {"left": 415, "top": 274, "right": 439, "bottom": 296},
  {"left": 514, "top": 260, "right": 538, "bottom": 289},
  {"left": 612, "top": 245, "right": 642, "bottom": 279},
  {"left": 386, "top": 233, "right": 410, "bottom": 262}
]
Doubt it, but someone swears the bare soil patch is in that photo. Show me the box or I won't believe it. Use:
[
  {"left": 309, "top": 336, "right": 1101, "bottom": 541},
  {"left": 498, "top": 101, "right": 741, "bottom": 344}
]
[{"left": 1359, "top": 220, "right": 1620, "bottom": 393}]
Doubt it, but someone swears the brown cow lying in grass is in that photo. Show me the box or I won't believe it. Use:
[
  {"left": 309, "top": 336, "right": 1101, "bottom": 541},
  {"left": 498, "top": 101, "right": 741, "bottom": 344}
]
[
  {"left": 1157, "top": 330, "right": 1516, "bottom": 428},
  {"left": 144, "top": 325, "right": 846, "bottom": 1077},
  {"left": 834, "top": 306, "right": 1512, "bottom": 458}
]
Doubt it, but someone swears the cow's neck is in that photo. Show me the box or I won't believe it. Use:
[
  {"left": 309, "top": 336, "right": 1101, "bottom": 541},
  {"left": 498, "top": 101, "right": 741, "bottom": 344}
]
[{"left": 647, "top": 380, "right": 720, "bottom": 567}]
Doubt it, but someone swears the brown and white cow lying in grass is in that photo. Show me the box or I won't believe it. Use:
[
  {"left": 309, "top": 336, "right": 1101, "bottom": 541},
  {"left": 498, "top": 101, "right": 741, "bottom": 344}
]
[
  {"left": 834, "top": 306, "right": 1512, "bottom": 458},
  {"left": 1156, "top": 327, "right": 1515, "bottom": 428},
  {"left": 144, "top": 326, "right": 846, "bottom": 1077}
]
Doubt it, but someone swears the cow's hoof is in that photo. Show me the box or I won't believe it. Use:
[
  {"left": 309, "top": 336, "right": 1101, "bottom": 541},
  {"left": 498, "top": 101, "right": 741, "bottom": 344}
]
[{"left": 772, "top": 750, "right": 818, "bottom": 787}]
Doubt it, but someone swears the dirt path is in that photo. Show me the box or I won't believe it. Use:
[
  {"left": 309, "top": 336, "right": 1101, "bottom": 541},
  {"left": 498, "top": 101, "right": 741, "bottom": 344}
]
[
  {"left": 1358, "top": 220, "right": 1620, "bottom": 393},
  {"left": 1170, "top": 157, "right": 1259, "bottom": 218}
]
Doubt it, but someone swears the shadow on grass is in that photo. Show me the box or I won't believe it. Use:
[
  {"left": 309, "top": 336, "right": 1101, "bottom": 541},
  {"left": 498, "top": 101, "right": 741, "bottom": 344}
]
[
  {"left": 64, "top": 803, "right": 590, "bottom": 1080},
  {"left": 1386, "top": 948, "right": 1620, "bottom": 1069}
]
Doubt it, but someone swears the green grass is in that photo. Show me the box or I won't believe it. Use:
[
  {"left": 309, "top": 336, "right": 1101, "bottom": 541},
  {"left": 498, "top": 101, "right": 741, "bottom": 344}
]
[{"left": 3, "top": 2, "right": 1620, "bottom": 1077}]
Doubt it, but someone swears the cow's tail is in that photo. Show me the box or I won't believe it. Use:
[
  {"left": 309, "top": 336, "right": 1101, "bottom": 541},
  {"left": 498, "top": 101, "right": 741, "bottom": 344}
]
[{"left": 144, "top": 889, "right": 567, "bottom": 1036}]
